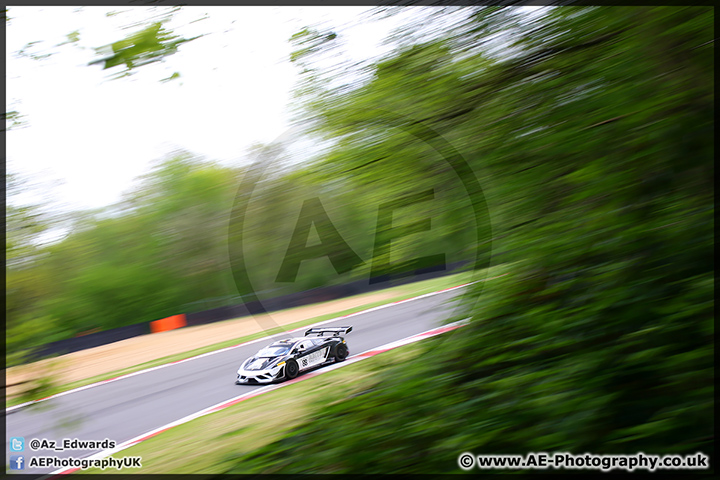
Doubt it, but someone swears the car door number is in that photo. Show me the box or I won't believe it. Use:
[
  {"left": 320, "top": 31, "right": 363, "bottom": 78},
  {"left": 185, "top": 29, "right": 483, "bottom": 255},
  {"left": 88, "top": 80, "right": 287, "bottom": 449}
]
[{"left": 299, "top": 347, "right": 328, "bottom": 371}]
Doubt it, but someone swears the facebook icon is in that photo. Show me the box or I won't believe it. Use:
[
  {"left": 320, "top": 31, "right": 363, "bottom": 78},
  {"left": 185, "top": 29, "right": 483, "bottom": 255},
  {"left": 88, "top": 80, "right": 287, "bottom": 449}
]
[{"left": 10, "top": 455, "right": 25, "bottom": 470}]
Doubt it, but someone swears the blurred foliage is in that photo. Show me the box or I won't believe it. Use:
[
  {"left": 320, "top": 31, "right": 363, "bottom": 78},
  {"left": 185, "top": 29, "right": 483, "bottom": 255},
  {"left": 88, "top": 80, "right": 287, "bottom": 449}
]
[
  {"left": 89, "top": 20, "right": 200, "bottom": 80},
  {"left": 3, "top": 110, "right": 27, "bottom": 132},
  {"left": 6, "top": 172, "right": 56, "bottom": 360},
  {"left": 219, "top": 6, "right": 713, "bottom": 473}
]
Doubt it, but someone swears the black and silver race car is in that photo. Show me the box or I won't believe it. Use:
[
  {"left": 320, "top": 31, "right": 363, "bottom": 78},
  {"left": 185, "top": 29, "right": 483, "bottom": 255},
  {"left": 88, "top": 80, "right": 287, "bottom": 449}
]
[{"left": 235, "top": 326, "right": 352, "bottom": 384}]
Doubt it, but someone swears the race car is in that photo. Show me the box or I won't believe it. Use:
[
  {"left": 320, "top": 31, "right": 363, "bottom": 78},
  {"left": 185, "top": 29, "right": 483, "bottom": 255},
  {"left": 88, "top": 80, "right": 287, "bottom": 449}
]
[{"left": 236, "top": 326, "right": 352, "bottom": 385}]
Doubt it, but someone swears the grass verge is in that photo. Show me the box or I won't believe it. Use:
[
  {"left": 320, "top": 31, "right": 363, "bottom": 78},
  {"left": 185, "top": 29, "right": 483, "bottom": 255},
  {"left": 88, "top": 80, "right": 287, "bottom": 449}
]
[
  {"left": 79, "top": 340, "right": 424, "bottom": 474},
  {"left": 6, "top": 269, "right": 475, "bottom": 409}
]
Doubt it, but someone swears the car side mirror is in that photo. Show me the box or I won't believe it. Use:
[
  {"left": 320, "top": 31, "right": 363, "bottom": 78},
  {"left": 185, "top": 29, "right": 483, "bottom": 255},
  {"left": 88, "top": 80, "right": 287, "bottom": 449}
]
[{"left": 291, "top": 349, "right": 298, "bottom": 354}]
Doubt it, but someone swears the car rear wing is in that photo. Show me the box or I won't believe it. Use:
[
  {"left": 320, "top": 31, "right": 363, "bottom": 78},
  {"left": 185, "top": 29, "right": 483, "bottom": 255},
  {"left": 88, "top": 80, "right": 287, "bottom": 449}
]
[{"left": 305, "top": 326, "right": 353, "bottom": 337}]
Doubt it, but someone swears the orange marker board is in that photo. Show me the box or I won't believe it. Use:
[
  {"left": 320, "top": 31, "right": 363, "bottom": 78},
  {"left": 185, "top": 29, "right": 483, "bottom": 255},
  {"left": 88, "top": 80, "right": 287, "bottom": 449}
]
[{"left": 150, "top": 314, "right": 187, "bottom": 333}]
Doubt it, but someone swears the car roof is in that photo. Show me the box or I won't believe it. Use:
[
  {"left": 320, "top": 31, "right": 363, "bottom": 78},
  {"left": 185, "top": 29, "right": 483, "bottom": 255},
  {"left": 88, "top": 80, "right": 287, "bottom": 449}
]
[
  {"left": 268, "top": 336, "right": 330, "bottom": 347},
  {"left": 269, "top": 338, "right": 302, "bottom": 346}
]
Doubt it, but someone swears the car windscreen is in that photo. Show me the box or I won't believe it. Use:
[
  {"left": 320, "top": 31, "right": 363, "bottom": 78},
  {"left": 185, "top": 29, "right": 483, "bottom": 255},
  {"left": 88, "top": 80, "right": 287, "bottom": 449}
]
[{"left": 256, "top": 345, "right": 291, "bottom": 357}]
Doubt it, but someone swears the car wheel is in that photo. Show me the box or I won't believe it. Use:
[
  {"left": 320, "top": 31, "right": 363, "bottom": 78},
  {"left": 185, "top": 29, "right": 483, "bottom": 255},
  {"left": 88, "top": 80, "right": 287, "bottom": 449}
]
[
  {"left": 335, "top": 343, "right": 348, "bottom": 362},
  {"left": 285, "top": 359, "right": 299, "bottom": 379}
]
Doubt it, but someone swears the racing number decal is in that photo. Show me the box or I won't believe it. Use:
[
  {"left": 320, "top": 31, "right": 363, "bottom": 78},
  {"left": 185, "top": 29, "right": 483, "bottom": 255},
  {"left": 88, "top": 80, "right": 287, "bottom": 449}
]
[{"left": 299, "top": 347, "right": 329, "bottom": 371}]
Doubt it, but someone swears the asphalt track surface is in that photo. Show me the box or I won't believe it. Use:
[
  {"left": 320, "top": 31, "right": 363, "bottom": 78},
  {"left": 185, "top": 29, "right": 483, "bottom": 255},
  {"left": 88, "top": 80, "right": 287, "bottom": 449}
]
[{"left": 6, "top": 289, "right": 464, "bottom": 475}]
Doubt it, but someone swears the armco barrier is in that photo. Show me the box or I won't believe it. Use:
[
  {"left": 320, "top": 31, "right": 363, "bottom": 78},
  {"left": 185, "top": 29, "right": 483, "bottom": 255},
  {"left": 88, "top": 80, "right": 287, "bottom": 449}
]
[
  {"left": 250, "top": 261, "right": 467, "bottom": 314},
  {"left": 25, "top": 261, "right": 471, "bottom": 361},
  {"left": 185, "top": 304, "right": 251, "bottom": 327}
]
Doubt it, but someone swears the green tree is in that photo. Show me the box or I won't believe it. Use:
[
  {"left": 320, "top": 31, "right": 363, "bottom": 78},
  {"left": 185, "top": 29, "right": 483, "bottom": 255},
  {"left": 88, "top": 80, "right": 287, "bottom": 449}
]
[
  {"left": 36, "top": 152, "right": 242, "bottom": 337},
  {"left": 5, "top": 172, "right": 59, "bottom": 363}
]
